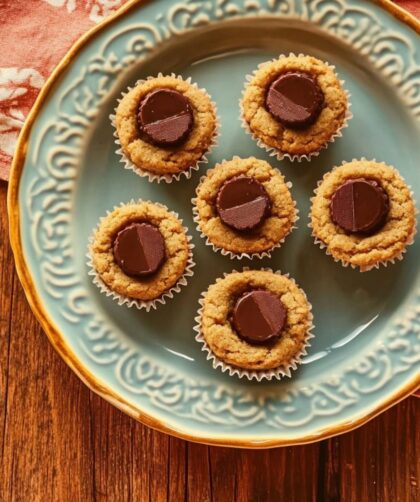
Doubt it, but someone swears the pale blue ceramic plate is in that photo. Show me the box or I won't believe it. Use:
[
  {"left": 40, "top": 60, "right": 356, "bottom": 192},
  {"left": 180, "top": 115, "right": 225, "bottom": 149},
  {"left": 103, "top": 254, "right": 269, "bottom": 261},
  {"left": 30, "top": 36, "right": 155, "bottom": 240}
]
[{"left": 10, "top": 0, "right": 420, "bottom": 447}]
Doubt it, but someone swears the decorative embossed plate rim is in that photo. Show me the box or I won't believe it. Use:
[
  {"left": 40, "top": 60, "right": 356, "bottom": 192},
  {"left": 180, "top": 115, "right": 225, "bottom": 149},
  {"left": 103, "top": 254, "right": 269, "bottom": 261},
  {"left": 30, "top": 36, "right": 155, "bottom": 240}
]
[{"left": 7, "top": 0, "right": 420, "bottom": 448}]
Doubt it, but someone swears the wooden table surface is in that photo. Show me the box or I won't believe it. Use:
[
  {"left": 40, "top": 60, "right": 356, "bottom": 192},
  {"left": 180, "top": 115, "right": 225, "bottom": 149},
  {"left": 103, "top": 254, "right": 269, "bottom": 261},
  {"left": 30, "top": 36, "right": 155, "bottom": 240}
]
[{"left": 1, "top": 2, "right": 419, "bottom": 501}]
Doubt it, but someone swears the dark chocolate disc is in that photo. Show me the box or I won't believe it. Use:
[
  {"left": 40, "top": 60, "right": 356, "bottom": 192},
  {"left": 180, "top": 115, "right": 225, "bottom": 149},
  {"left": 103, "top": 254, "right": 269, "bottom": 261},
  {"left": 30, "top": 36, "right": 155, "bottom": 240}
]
[
  {"left": 330, "top": 178, "right": 389, "bottom": 234},
  {"left": 265, "top": 71, "right": 325, "bottom": 129},
  {"left": 216, "top": 176, "right": 271, "bottom": 232},
  {"left": 137, "top": 88, "right": 194, "bottom": 146},
  {"left": 232, "top": 290, "right": 286, "bottom": 344},
  {"left": 113, "top": 222, "right": 166, "bottom": 277}
]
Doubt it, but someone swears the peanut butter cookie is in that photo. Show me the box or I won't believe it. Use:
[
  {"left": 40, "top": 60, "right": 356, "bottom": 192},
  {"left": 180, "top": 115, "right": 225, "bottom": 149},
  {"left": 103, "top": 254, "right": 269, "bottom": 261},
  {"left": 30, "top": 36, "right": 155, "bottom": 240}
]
[
  {"left": 195, "top": 269, "right": 313, "bottom": 379},
  {"left": 89, "top": 201, "right": 194, "bottom": 308},
  {"left": 114, "top": 75, "right": 218, "bottom": 181},
  {"left": 310, "top": 160, "right": 416, "bottom": 271},
  {"left": 193, "top": 157, "right": 297, "bottom": 258},
  {"left": 241, "top": 55, "right": 350, "bottom": 161}
]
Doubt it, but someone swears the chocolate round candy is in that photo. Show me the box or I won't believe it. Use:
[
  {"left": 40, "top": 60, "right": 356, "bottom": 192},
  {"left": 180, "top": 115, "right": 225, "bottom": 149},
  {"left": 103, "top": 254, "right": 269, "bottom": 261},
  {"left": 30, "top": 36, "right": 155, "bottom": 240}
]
[
  {"left": 137, "top": 88, "right": 194, "bottom": 146},
  {"left": 232, "top": 290, "right": 286, "bottom": 344},
  {"left": 113, "top": 222, "right": 166, "bottom": 277},
  {"left": 330, "top": 178, "right": 389, "bottom": 234},
  {"left": 265, "top": 71, "right": 325, "bottom": 129},
  {"left": 216, "top": 176, "right": 271, "bottom": 231}
]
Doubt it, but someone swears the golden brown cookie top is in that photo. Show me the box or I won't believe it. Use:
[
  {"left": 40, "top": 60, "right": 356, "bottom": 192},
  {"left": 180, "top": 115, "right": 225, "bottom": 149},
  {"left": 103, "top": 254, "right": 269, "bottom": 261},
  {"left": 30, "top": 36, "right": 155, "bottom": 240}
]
[
  {"left": 90, "top": 201, "right": 191, "bottom": 301},
  {"left": 241, "top": 55, "right": 349, "bottom": 157},
  {"left": 200, "top": 270, "right": 312, "bottom": 371},
  {"left": 115, "top": 75, "right": 217, "bottom": 175},
  {"left": 310, "top": 160, "right": 416, "bottom": 271},
  {"left": 194, "top": 157, "right": 297, "bottom": 256}
]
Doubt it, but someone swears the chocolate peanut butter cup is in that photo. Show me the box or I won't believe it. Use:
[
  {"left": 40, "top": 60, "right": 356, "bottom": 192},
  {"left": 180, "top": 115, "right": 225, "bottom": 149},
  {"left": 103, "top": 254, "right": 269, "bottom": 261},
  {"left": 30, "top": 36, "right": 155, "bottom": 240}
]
[
  {"left": 265, "top": 71, "right": 324, "bottom": 129},
  {"left": 113, "top": 222, "right": 166, "bottom": 277},
  {"left": 216, "top": 176, "right": 271, "bottom": 232},
  {"left": 137, "top": 88, "right": 194, "bottom": 147},
  {"left": 232, "top": 290, "right": 286, "bottom": 344},
  {"left": 330, "top": 178, "right": 389, "bottom": 234}
]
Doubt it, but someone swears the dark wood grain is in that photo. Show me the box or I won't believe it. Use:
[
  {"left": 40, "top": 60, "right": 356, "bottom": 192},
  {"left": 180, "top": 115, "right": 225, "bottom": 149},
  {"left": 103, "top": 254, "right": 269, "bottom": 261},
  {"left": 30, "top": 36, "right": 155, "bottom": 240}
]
[{"left": 1, "top": 2, "right": 419, "bottom": 501}]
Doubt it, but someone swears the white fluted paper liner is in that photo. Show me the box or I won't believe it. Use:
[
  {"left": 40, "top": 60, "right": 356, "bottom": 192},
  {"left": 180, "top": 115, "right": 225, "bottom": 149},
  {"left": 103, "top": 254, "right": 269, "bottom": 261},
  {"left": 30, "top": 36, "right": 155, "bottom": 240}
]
[
  {"left": 192, "top": 165, "right": 299, "bottom": 260},
  {"left": 194, "top": 268, "right": 315, "bottom": 381},
  {"left": 240, "top": 53, "right": 353, "bottom": 163},
  {"left": 110, "top": 73, "right": 220, "bottom": 183},
  {"left": 87, "top": 200, "right": 195, "bottom": 311},
  {"left": 308, "top": 158, "right": 418, "bottom": 272}
]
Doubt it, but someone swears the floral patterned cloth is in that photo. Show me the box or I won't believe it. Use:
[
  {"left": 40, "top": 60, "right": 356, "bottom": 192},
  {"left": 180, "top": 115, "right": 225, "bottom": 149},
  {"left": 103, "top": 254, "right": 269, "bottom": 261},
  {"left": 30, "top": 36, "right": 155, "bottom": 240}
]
[
  {"left": 0, "top": 0, "right": 417, "bottom": 181},
  {"left": 0, "top": 0, "right": 126, "bottom": 181}
]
